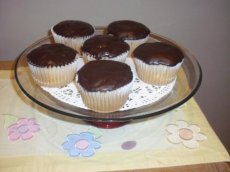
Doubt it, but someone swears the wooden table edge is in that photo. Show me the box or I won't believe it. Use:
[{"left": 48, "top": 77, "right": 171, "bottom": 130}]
[
  {"left": 0, "top": 60, "right": 16, "bottom": 70},
  {"left": 118, "top": 162, "right": 230, "bottom": 172}
]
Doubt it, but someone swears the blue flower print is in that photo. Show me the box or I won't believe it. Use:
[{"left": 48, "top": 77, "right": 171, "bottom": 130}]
[{"left": 62, "top": 132, "right": 101, "bottom": 157}]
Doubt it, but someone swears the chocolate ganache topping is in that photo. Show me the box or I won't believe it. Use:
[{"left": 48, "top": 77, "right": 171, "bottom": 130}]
[
  {"left": 27, "top": 44, "right": 77, "bottom": 67},
  {"left": 52, "top": 20, "right": 94, "bottom": 38},
  {"left": 77, "top": 60, "right": 133, "bottom": 92},
  {"left": 107, "top": 20, "right": 150, "bottom": 40},
  {"left": 133, "top": 42, "right": 184, "bottom": 66},
  {"left": 82, "top": 35, "right": 129, "bottom": 59}
]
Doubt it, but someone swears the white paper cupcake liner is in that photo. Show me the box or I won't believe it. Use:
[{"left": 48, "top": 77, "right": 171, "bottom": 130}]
[
  {"left": 42, "top": 58, "right": 176, "bottom": 112},
  {"left": 28, "top": 56, "right": 79, "bottom": 87},
  {"left": 76, "top": 76, "right": 134, "bottom": 113},
  {"left": 82, "top": 51, "right": 129, "bottom": 63},
  {"left": 51, "top": 27, "right": 95, "bottom": 52},
  {"left": 125, "top": 36, "right": 149, "bottom": 56},
  {"left": 134, "top": 58, "right": 183, "bottom": 85}
]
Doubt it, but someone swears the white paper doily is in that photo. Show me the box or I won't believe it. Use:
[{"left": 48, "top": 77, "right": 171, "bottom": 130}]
[{"left": 42, "top": 58, "right": 176, "bottom": 111}]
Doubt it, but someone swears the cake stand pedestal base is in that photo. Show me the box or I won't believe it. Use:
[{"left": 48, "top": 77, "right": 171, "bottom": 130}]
[{"left": 86, "top": 121, "right": 129, "bottom": 129}]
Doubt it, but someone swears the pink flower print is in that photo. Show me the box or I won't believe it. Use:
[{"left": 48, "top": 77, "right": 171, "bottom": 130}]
[{"left": 8, "top": 118, "right": 40, "bottom": 141}]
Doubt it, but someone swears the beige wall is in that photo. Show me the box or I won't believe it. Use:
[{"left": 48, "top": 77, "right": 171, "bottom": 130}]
[{"left": 1, "top": 0, "right": 230, "bottom": 151}]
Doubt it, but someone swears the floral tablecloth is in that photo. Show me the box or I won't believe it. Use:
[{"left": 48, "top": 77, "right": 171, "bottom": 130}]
[{"left": 0, "top": 70, "right": 229, "bottom": 172}]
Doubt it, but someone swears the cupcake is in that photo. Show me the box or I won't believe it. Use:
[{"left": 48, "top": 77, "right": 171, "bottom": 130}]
[
  {"left": 107, "top": 20, "right": 150, "bottom": 56},
  {"left": 133, "top": 42, "right": 184, "bottom": 85},
  {"left": 76, "top": 60, "right": 134, "bottom": 113},
  {"left": 27, "top": 43, "right": 79, "bottom": 87},
  {"left": 51, "top": 20, "right": 95, "bottom": 52},
  {"left": 81, "top": 35, "right": 130, "bottom": 63}
]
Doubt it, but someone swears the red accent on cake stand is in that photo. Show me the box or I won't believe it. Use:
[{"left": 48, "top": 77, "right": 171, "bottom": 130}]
[{"left": 86, "top": 121, "right": 128, "bottom": 129}]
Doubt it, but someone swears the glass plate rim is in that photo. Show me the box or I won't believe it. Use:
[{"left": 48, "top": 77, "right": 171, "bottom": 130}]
[{"left": 14, "top": 28, "right": 202, "bottom": 122}]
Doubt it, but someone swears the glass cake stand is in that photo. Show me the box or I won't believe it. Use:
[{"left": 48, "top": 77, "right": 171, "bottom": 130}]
[{"left": 14, "top": 27, "right": 202, "bottom": 128}]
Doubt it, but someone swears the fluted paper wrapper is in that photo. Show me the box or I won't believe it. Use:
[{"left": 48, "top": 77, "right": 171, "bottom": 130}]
[
  {"left": 51, "top": 27, "right": 94, "bottom": 52},
  {"left": 76, "top": 80, "right": 134, "bottom": 113},
  {"left": 28, "top": 57, "right": 78, "bottom": 87},
  {"left": 134, "top": 58, "right": 183, "bottom": 85},
  {"left": 82, "top": 51, "right": 129, "bottom": 63},
  {"left": 125, "top": 36, "right": 149, "bottom": 56}
]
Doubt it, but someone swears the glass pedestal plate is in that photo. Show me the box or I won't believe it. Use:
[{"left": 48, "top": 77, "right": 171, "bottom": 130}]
[{"left": 15, "top": 27, "right": 202, "bottom": 128}]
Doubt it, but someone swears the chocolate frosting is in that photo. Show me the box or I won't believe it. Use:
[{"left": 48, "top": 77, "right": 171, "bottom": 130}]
[
  {"left": 81, "top": 35, "right": 129, "bottom": 59},
  {"left": 107, "top": 20, "right": 150, "bottom": 40},
  {"left": 27, "top": 44, "right": 77, "bottom": 67},
  {"left": 77, "top": 60, "right": 133, "bottom": 92},
  {"left": 53, "top": 20, "right": 94, "bottom": 38},
  {"left": 133, "top": 42, "right": 184, "bottom": 66}
]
